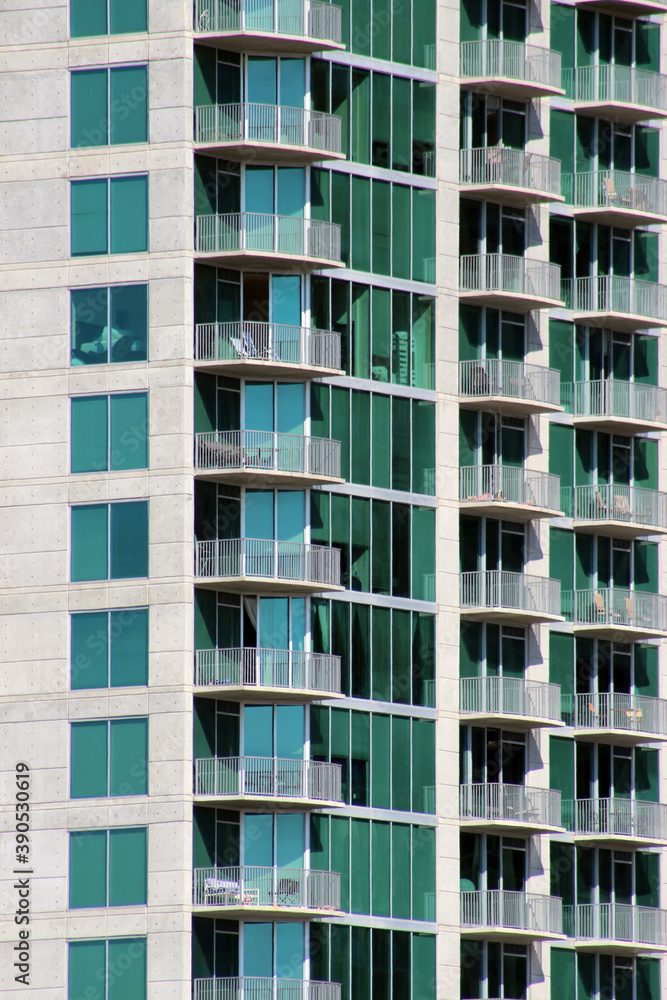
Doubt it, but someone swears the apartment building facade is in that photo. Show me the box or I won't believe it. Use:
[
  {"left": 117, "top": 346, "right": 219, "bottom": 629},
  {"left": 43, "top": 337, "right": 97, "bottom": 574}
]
[{"left": 0, "top": 1, "right": 665, "bottom": 1000}]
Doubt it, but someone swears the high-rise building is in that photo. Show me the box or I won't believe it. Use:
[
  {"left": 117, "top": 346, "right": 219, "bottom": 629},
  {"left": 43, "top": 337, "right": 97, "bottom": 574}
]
[{"left": 1, "top": 2, "right": 666, "bottom": 1000}]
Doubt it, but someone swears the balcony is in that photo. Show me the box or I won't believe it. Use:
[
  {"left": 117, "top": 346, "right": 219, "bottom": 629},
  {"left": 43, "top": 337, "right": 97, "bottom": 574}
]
[
  {"left": 563, "top": 275, "right": 667, "bottom": 331},
  {"left": 567, "top": 903, "right": 667, "bottom": 955},
  {"left": 460, "top": 466, "right": 562, "bottom": 522},
  {"left": 193, "top": 866, "right": 342, "bottom": 919},
  {"left": 565, "top": 798, "right": 667, "bottom": 848},
  {"left": 195, "top": 214, "right": 342, "bottom": 270},
  {"left": 568, "top": 65, "right": 667, "bottom": 124},
  {"left": 194, "top": 756, "right": 343, "bottom": 808},
  {"left": 194, "top": 104, "right": 344, "bottom": 163},
  {"left": 460, "top": 570, "right": 563, "bottom": 625},
  {"left": 460, "top": 784, "right": 563, "bottom": 835},
  {"left": 460, "top": 40, "right": 564, "bottom": 99},
  {"left": 572, "top": 691, "right": 667, "bottom": 745},
  {"left": 459, "top": 676, "right": 563, "bottom": 729},
  {"left": 574, "top": 0, "right": 667, "bottom": 14},
  {"left": 193, "top": 0, "right": 344, "bottom": 52},
  {"left": 565, "top": 588, "right": 667, "bottom": 640},
  {"left": 460, "top": 890, "right": 564, "bottom": 943},
  {"left": 195, "top": 321, "right": 342, "bottom": 379},
  {"left": 194, "top": 648, "right": 342, "bottom": 702},
  {"left": 567, "top": 170, "right": 667, "bottom": 227},
  {"left": 571, "top": 484, "right": 667, "bottom": 540},
  {"left": 194, "top": 981, "right": 341, "bottom": 1000},
  {"left": 459, "top": 147, "right": 563, "bottom": 206},
  {"left": 566, "top": 381, "right": 667, "bottom": 435},
  {"left": 195, "top": 431, "right": 342, "bottom": 487},
  {"left": 459, "top": 359, "right": 562, "bottom": 416},
  {"left": 460, "top": 255, "right": 563, "bottom": 311},
  {"left": 195, "top": 539, "right": 342, "bottom": 594}
]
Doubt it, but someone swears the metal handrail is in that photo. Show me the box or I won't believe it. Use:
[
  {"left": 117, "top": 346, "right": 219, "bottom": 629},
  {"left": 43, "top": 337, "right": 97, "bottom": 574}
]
[
  {"left": 195, "top": 321, "right": 341, "bottom": 371},
  {"left": 567, "top": 380, "right": 667, "bottom": 425},
  {"left": 195, "top": 756, "right": 342, "bottom": 802},
  {"left": 194, "top": 0, "right": 343, "bottom": 44},
  {"left": 461, "top": 890, "right": 563, "bottom": 935},
  {"left": 459, "top": 359, "right": 560, "bottom": 407},
  {"left": 195, "top": 430, "right": 341, "bottom": 479},
  {"left": 460, "top": 147, "right": 561, "bottom": 197},
  {"left": 195, "top": 539, "right": 341, "bottom": 587},
  {"left": 572, "top": 484, "right": 667, "bottom": 531},
  {"left": 573, "top": 691, "right": 667, "bottom": 739},
  {"left": 195, "top": 647, "right": 342, "bottom": 695},
  {"left": 564, "top": 275, "right": 667, "bottom": 323},
  {"left": 564, "top": 797, "right": 667, "bottom": 842},
  {"left": 460, "top": 570, "right": 561, "bottom": 618},
  {"left": 460, "top": 254, "right": 562, "bottom": 303},
  {"left": 194, "top": 866, "right": 340, "bottom": 911},
  {"left": 460, "top": 783, "right": 562, "bottom": 828},
  {"left": 566, "top": 170, "right": 667, "bottom": 218},
  {"left": 459, "top": 466, "right": 561, "bottom": 513},
  {"left": 460, "top": 40, "right": 562, "bottom": 91},
  {"left": 195, "top": 104, "right": 342, "bottom": 155},
  {"left": 569, "top": 63, "right": 667, "bottom": 113},
  {"left": 196, "top": 214, "right": 342, "bottom": 263},
  {"left": 564, "top": 587, "right": 667, "bottom": 632},
  {"left": 459, "top": 676, "right": 562, "bottom": 723},
  {"left": 193, "top": 980, "right": 342, "bottom": 1000},
  {"left": 567, "top": 903, "right": 667, "bottom": 947}
]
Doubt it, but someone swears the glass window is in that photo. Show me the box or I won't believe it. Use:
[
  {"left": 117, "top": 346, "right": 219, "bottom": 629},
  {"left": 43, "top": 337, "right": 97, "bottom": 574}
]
[
  {"left": 392, "top": 185, "right": 411, "bottom": 279},
  {"left": 69, "top": 828, "right": 147, "bottom": 907},
  {"left": 110, "top": 176, "right": 149, "bottom": 253},
  {"left": 71, "top": 502, "right": 149, "bottom": 582},
  {"left": 71, "top": 393, "right": 148, "bottom": 472},
  {"left": 71, "top": 176, "right": 148, "bottom": 256},
  {"left": 71, "top": 180, "right": 108, "bottom": 256},
  {"left": 71, "top": 284, "right": 148, "bottom": 365},
  {"left": 71, "top": 66, "right": 148, "bottom": 147},
  {"left": 70, "top": 718, "right": 148, "bottom": 798},
  {"left": 71, "top": 608, "right": 149, "bottom": 690},
  {"left": 392, "top": 78, "right": 412, "bottom": 171},
  {"left": 70, "top": 0, "right": 148, "bottom": 37},
  {"left": 412, "top": 189, "right": 436, "bottom": 282}
]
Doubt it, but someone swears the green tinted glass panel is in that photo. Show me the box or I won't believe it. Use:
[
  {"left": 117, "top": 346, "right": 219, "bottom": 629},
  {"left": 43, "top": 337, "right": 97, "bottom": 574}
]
[
  {"left": 391, "top": 716, "right": 410, "bottom": 810},
  {"left": 373, "top": 0, "right": 391, "bottom": 59},
  {"left": 71, "top": 396, "right": 108, "bottom": 473},
  {"left": 392, "top": 185, "right": 411, "bottom": 279},
  {"left": 412, "top": 402, "right": 435, "bottom": 495},
  {"left": 110, "top": 284, "right": 148, "bottom": 362},
  {"left": 412, "top": 189, "right": 435, "bottom": 282},
  {"left": 71, "top": 180, "right": 108, "bottom": 256},
  {"left": 110, "top": 501, "right": 148, "bottom": 579},
  {"left": 413, "top": 0, "right": 435, "bottom": 67},
  {"left": 71, "top": 504, "right": 108, "bottom": 581},
  {"left": 371, "top": 287, "right": 390, "bottom": 384},
  {"left": 392, "top": 78, "right": 411, "bottom": 171},
  {"left": 412, "top": 720, "right": 435, "bottom": 813},
  {"left": 71, "top": 70, "right": 108, "bottom": 147},
  {"left": 392, "top": 395, "right": 410, "bottom": 486},
  {"left": 109, "top": 717, "right": 148, "bottom": 795},
  {"left": 372, "top": 180, "right": 391, "bottom": 275},
  {"left": 331, "top": 816, "right": 350, "bottom": 912},
  {"left": 108, "top": 938, "right": 147, "bottom": 1000},
  {"left": 332, "top": 172, "right": 350, "bottom": 266},
  {"left": 110, "top": 0, "right": 148, "bottom": 34},
  {"left": 68, "top": 941, "right": 106, "bottom": 1000},
  {"left": 110, "top": 608, "right": 148, "bottom": 686},
  {"left": 351, "top": 288, "right": 370, "bottom": 382},
  {"left": 110, "top": 393, "right": 148, "bottom": 470},
  {"left": 71, "top": 611, "right": 109, "bottom": 690},
  {"left": 331, "top": 387, "right": 350, "bottom": 480},
  {"left": 110, "top": 176, "right": 148, "bottom": 254},
  {"left": 412, "top": 825, "right": 435, "bottom": 919},
  {"left": 412, "top": 297, "right": 435, "bottom": 389},
  {"left": 372, "top": 73, "right": 390, "bottom": 169},
  {"left": 109, "top": 827, "right": 147, "bottom": 905},
  {"left": 550, "top": 949, "right": 575, "bottom": 1000},
  {"left": 71, "top": 286, "right": 108, "bottom": 365},
  {"left": 371, "top": 713, "right": 390, "bottom": 807},
  {"left": 371, "top": 500, "right": 390, "bottom": 596},
  {"left": 351, "top": 819, "right": 370, "bottom": 913},
  {"left": 110, "top": 66, "right": 148, "bottom": 144},
  {"left": 412, "top": 507, "right": 435, "bottom": 601},
  {"left": 69, "top": 830, "right": 107, "bottom": 907},
  {"left": 392, "top": 0, "right": 411, "bottom": 64},
  {"left": 71, "top": 721, "right": 108, "bottom": 797},
  {"left": 70, "top": 0, "right": 107, "bottom": 37},
  {"left": 351, "top": 69, "right": 371, "bottom": 162},
  {"left": 371, "top": 822, "right": 391, "bottom": 915},
  {"left": 412, "top": 934, "right": 436, "bottom": 1000},
  {"left": 391, "top": 823, "right": 411, "bottom": 917},
  {"left": 371, "top": 395, "right": 390, "bottom": 490}
]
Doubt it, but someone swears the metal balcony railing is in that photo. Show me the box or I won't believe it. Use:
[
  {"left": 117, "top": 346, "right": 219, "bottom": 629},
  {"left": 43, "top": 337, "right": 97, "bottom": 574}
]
[
  {"left": 193, "top": 980, "right": 341, "bottom": 1000},
  {"left": 461, "top": 890, "right": 563, "bottom": 936},
  {"left": 459, "top": 359, "right": 561, "bottom": 408},
  {"left": 563, "top": 276, "right": 667, "bottom": 324},
  {"left": 195, "top": 648, "right": 342, "bottom": 696},
  {"left": 460, "top": 40, "right": 562, "bottom": 92},
  {"left": 195, "top": 431, "right": 341, "bottom": 479},
  {"left": 565, "top": 588, "right": 667, "bottom": 633},
  {"left": 563, "top": 798, "right": 667, "bottom": 842},
  {"left": 572, "top": 484, "right": 667, "bottom": 531},
  {"left": 194, "top": 0, "right": 343, "bottom": 44},
  {"left": 566, "top": 170, "right": 667, "bottom": 218},
  {"left": 195, "top": 539, "right": 341, "bottom": 587},
  {"left": 566, "top": 64, "right": 667, "bottom": 113},
  {"left": 195, "top": 321, "right": 341, "bottom": 371},
  {"left": 460, "top": 784, "right": 562, "bottom": 829},
  {"left": 460, "top": 466, "right": 562, "bottom": 514},
  {"left": 566, "top": 903, "right": 667, "bottom": 948},
  {"left": 460, "top": 571, "right": 561, "bottom": 619},
  {"left": 460, "top": 254, "right": 562, "bottom": 303},
  {"left": 196, "top": 214, "right": 342, "bottom": 263},
  {"left": 565, "top": 381, "right": 667, "bottom": 426},
  {"left": 195, "top": 756, "right": 343, "bottom": 803},
  {"left": 460, "top": 147, "right": 561, "bottom": 197},
  {"left": 195, "top": 104, "right": 342, "bottom": 156},
  {"left": 573, "top": 692, "right": 667, "bottom": 739},
  {"left": 460, "top": 676, "right": 562, "bottom": 724},
  {"left": 194, "top": 866, "right": 340, "bottom": 912}
]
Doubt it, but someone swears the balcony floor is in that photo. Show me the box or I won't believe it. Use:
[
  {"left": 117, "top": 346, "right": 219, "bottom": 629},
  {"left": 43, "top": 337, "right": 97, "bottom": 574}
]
[
  {"left": 571, "top": 309, "right": 667, "bottom": 332},
  {"left": 194, "top": 684, "right": 344, "bottom": 704},
  {"left": 459, "top": 289, "right": 562, "bottom": 312},
  {"left": 460, "top": 77, "right": 565, "bottom": 101},
  {"left": 572, "top": 831, "right": 667, "bottom": 850},
  {"left": 572, "top": 205, "right": 667, "bottom": 228},
  {"left": 572, "top": 414, "right": 667, "bottom": 436},
  {"left": 194, "top": 249, "right": 343, "bottom": 272},
  {"left": 196, "top": 576, "right": 343, "bottom": 595},
  {"left": 461, "top": 607, "right": 564, "bottom": 626},
  {"left": 574, "top": 938, "right": 667, "bottom": 956},
  {"left": 194, "top": 31, "right": 345, "bottom": 54},
  {"left": 459, "top": 395, "right": 563, "bottom": 417},
  {"left": 573, "top": 726, "right": 667, "bottom": 747},
  {"left": 575, "top": 0, "right": 667, "bottom": 14},
  {"left": 194, "top": 139, "right": 345, "bottom": 164},
  {"left": 194, "top": 792, "right": 342, "bottom": 811},
  {"left": 192, "top": 902, "right": 345, "bottom": 920},
  {"left": 194, "top": 468, "right": 344, "bottom": 488},
  {"left": 194, "top": 358, "right": 343, "bottom": 380},
  {"left": 572, "top": 622, "right": 667, "bottom": 641},
  {"left": 574, "top": 100, "right": 667, "bottom": 125},
  {"left": 572, "top": 517, "right": 667, "bottom": 540},
  {"left": 460, "top": 926, "right": 566, "bottom": 944},
  {"left": 459, "top": 499, "right": 562, "bottom": 522},
  {"left": 460, "top": 817, "right": 564, "bottom": 836},
  {"left": 462, "top": 183, "right": 565, "bottom": 208},
  {"left": 460, "top": 710, "right": 565, "bottom": 730}
]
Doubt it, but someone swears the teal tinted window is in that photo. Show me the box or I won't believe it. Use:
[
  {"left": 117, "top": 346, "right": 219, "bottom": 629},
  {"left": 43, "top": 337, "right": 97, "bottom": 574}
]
[
  {"left": 110, "top": 284, "right": 148, "bottom": 361},
  {"left": 71, "top": 284, "right": 147, "bottom": 365},
  {"left": 110, "top": 394, "right": 148, "bottom": 469},
  {"left": 71, "top": 396, "right": 108, "bottom": 473},
  {"left": 71, "top": 70, "right": 108, "bottom": 146},
  {"left": 68, "top": 941, "right": 107, "bottom": 1000},
  {"left": 71, "top": 504, "right": 108, "bottom": 581},
  {"left": 70, "top": 0, "right": 147, "bottom": 36},
  {"left": 110, "top": 0, "right": 147, "bottom": 34},
  {"left": 109, "top": 828, "right": 147, "bottom": 905},
  {"left": 70, "top": 0, "right": 107, "bottom": 37},
  {"left": 71, "top": 177, "right": 148, "bottom": 256},
  {"left": 72, "top": 393, "right": 149, "bottom": 472},
  {"left": 110, "top": 67, "right": 148, "bottom": 144},
  {"left": 71, "top": 608, "right": 149, "bottom": 690},
  {"left": 71, "top": 180, "right": 108, "bottom": 256},
  {"left": 110, "top": 501, "right": 149, "bottom": 579},
  {"left": 110, "top": 176, "right": 148, "bottom": 253},
  {"left": 69, "top": 830, "right": 107, "bottom": 907},
  {"left": 71, "top": 611, "right": 109, "bottom": 689},
  {"left": 69, "top": 938, "right": 147, "bottom": 1000},
  {"left": 69, "top": 828, "right": 147, "bottom": 908},
  {"left": 110, "top": 608, "right": 149, "bottom": 686},
  {"left": 70, "top": 721, "right": 108, "bottom": 797},
  {"left": 107, "top": 938, "right": 147, "bottom": 1000},
  {"left": 110, "top": 717, "right": 148, "bottom": 795},
  {"left": 71, "top": 502, "right": 148, "bottom": 581}
]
